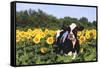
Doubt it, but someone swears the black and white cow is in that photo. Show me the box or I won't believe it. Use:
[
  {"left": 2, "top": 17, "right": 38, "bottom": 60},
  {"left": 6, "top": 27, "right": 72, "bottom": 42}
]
[{"left": 53, "top": 23, "right": 84, "bottom": 59}]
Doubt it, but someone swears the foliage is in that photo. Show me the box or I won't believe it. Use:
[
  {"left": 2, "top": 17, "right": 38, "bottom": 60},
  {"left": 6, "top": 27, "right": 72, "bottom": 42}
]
[
  {"left": 16, "top": 9, "right": 97, "bottom": 30},
  {"left": 16, "top": 28, "right": 97, "bottom": 65},
  {"left": 16, "top": 9, "right": 97, "bottom": 65}
]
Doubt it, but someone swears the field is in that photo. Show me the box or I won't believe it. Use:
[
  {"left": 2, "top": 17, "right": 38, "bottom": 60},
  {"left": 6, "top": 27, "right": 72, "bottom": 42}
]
[
  {"left": 16, "top": 7, "right": 97, "bottom": 65},
  {"left": 16, "top": 28, "right": 97, "bottom": 65}
]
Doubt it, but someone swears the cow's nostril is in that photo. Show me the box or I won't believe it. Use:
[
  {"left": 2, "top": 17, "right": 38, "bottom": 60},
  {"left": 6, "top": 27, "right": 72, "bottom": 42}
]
[
  {"left": 69, "top": 34, "right": 73, "bottom": 38},
  {"left": 70, "top": 35, "right": 73, "bottom": 38}
]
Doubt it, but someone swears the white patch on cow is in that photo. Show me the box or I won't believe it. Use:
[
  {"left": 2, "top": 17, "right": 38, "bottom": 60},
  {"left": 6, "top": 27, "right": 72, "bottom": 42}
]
[
  {"left": 72, "top": 39, "right": 76, "bottom": 48},
  {"left": 70, "top": 23, "right": 76, "bottom": 30},
  {"left": 68, "top": 51, "right": 72, "bottom": 56},
  {"left": 72, "top": 51, "right": 77, "bottom": 59},
  {"left": 68, "top": 23, "right": 77, "bottom": 48},
  {"left": 56, "top": 30, "right": 63, "bottom": 39},
  {"left": 68, "top": 23, "right": 77, "bottom": 41},
  {"left": 61, "top": 31, "right": 68, "bottom": 43}
]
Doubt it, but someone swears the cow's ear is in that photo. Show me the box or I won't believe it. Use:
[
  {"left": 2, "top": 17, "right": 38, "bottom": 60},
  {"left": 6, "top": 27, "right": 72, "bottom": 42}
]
[
  {"left": 77, "top": 26, "right": 84, "bottom": 31},
  {"left": 66, "top": 26, "right": 70, "bottom": 31}
]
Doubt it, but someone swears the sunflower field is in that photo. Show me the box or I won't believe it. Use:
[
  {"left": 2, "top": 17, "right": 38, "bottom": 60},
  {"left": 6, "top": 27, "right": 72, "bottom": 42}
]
[
  {"left": 15, "top": 8, "right": 97, "bottom": 65},
  {"left": 16, "top": 28, "right": 97, "bottom": 65}
]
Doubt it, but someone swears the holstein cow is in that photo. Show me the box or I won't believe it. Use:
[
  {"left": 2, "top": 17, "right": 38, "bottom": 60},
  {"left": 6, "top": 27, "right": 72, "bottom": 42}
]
[{"left": 53, "top": 23, "right": 84, "bottom": 59}]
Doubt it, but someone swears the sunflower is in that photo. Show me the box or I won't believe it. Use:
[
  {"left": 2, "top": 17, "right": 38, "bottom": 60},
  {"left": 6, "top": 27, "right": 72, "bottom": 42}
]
[
  {"left": 85, "top": 34, "right": 90, "bottom": 40},
  {"left": 79, "top": 36, "right": 86, "bottom": 45},
  {"left": 77, "top": 31, "right": 82, "bottom": 36},
  {"left": 93, "top": 35, "right": 96, "bottom": 40},
  {"left": 27, "top": 28, "right": 32, "bottom": 32},
  {"left": 40, "top": 32, "right": 45, "bottom": 38},
  {"left": 35, "top": 34, "right": 41, "bottom": 39},
  {"left": 20, "top": 31, "right": 26, "bottom": 38},
  {"left": 16, "top": 35, "right": 21, "bottom": 43},
  {"left": 44, "top": 28, "right": 49, "bottom": 35},
  {"left": 16, "top": 30, "right": 20, "bottom": 34},
  {"left": 31, "top": 31, "right": 36, "bottom": 37},
  {"left": 33, "top": 28, "right": 42, "bottom": 35},
  {"left": 49, "top": 30, "right": 56, "bottom": 36},
  {"left": 92, "top": 29, "right": 96, "bottom": 34},
  {"left": 85, "top": 30, "right": 90, "bottom": 39},
  {"left": 89, "top": 30, "right": 94, "bottom": 37},
  {"left": 33, "top": 37, "right": 40, "bottom": 44},
  {"left": 16, "top": 38, "right": 20, "bottom": 43},
  {"left": 40, "top": 47, "right": 47, "bottom": 54},
  {"left": 92, "top": 29, "right": 96, "bottom": 39},
  {"left": 89, "top": 29, "right": 96, "bottom": 39},
  {"left": 46, "top": 37, "right": 54, "bottom": 45}
]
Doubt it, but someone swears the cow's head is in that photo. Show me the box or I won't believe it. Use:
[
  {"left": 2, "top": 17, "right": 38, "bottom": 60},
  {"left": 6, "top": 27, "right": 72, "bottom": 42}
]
[
  {"left": 66, "top": 23, "right": 84, "bottom": 41},
  {"left": 55, "top": 23, "right": 84, "bottom": 44}
]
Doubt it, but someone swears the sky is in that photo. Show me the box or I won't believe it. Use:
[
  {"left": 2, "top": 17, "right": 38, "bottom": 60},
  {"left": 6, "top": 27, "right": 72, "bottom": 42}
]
[{"left": 16, "top": 3, "right": 97, "bottom": 22}]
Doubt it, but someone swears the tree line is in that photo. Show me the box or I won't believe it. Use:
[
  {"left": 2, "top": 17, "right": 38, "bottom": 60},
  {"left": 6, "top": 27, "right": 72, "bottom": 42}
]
[{"left": 16, "top": 9, "right": 97, "bottom": 30}]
